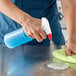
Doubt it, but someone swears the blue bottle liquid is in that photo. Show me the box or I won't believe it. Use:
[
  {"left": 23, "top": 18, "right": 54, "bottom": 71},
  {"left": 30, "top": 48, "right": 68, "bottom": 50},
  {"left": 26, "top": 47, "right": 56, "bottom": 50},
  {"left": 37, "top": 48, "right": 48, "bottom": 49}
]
[{"left": 4, "top": 28, "right": 33, "bottom": 48}]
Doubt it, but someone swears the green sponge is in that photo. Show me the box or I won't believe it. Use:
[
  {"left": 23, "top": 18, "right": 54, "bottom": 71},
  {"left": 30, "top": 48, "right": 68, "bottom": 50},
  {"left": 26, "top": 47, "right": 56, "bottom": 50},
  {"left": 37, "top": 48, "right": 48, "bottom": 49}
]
[{"left": 53, "top": 49, "right": 76, "bottom": 63}]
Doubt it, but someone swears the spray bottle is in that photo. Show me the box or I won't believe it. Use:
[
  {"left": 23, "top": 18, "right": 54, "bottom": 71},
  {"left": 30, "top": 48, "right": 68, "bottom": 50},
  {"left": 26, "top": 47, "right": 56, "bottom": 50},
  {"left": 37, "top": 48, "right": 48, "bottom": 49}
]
[{"left": 4, "top": 17, "right": 52, "bottom": 49}]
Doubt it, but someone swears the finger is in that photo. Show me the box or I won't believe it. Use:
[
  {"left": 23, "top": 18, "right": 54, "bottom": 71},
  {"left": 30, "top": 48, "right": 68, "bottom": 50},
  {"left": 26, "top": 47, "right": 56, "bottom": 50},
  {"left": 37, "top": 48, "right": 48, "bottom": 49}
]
[
  {"left": 28, "top": 34, "right": 35, "bottom": 39},
  {"left": 31, "top": 29, "right": 43, "bottom": 42},
  {"left": 40, "top": 35, "right": 43, "bottom": 39},
  {"left": 65, "top": 48, "right": 72, "bottom": 56},
  {"left": 71, "top": 50, "right": 76, "bottom": 54},
  {"left": 26, "top": 29, "right": 35, "bottom": 39},
  {"left": 23, "top": 28, "right": 35, "bottom": 39},
  {"left": 36, "top": 25, "right": 46, "bottom": 39},
  {"left": 39, "top": 28, "right": 46, "bottom": 39}
]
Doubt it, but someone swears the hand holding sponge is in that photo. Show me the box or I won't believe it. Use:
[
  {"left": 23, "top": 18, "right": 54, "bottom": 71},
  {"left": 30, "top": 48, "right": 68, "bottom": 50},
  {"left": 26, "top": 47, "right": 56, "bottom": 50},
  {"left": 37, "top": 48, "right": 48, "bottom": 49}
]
[{"left": 53, "top": 49, "right": 76, "bottom": 64}]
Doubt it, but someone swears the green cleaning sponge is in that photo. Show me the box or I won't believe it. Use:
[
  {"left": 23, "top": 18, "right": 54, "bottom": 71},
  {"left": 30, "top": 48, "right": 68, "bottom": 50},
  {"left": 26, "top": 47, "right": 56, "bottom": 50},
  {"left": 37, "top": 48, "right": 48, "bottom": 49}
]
[{"left": 53, "top": 49, "right": 76, "bottom": 63}]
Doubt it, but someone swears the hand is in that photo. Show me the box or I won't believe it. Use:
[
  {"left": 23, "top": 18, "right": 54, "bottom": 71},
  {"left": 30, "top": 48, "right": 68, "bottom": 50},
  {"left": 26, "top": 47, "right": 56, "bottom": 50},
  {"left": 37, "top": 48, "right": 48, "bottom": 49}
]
[
  {"left": 65, "top": 40, "right": 76, "bottom": 56},
  {"left": 21, "top": 16, "right": 46, "bottom": 42}
]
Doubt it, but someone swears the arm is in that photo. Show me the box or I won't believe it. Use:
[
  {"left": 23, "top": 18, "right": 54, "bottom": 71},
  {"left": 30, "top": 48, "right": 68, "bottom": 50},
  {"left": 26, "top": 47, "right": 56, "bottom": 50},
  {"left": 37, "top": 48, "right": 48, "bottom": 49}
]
[
  {"left": 0, "top": 0, "right": 46, "bottom": 42},
  {"left": 0, "top": 0, "right": 30, "bottom": 25},
  {"left": 61, "top": 0, "right": 76, "bottom": 55}
]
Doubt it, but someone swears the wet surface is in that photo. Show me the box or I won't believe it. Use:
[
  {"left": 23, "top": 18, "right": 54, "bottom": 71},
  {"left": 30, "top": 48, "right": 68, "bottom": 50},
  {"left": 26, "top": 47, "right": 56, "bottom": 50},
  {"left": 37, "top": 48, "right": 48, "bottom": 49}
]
[{"left": 0, "top": 44, "right": 76, "bottom": 76}]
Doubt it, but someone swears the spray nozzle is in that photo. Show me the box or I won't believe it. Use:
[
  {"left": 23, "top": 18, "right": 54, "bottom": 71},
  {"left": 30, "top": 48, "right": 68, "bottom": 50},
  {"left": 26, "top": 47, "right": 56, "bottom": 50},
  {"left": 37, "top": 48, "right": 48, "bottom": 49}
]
[{"left": 41, "top": 17, "right": 52, "bottom": 40}]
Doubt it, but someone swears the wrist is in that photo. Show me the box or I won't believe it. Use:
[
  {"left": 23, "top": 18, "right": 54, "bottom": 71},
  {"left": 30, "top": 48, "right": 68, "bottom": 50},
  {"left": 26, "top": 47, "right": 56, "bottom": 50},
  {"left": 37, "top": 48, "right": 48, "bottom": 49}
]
[{"left": 68, "top": 35, "right": 76, "bottom": 45}]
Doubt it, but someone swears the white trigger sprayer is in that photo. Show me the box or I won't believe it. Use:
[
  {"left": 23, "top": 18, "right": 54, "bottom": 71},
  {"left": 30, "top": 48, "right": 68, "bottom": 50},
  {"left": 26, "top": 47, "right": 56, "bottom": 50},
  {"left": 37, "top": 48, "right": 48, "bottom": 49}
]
[{"left": 41, "top": 17, "right": 52, "bottom": 40}]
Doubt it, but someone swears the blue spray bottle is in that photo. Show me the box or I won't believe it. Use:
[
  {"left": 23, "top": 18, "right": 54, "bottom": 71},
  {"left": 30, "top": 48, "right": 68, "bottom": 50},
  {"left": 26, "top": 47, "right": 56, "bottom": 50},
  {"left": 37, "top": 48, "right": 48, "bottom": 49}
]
[{"left": 4, "top": 17, "right": 52, "bottom": 49}]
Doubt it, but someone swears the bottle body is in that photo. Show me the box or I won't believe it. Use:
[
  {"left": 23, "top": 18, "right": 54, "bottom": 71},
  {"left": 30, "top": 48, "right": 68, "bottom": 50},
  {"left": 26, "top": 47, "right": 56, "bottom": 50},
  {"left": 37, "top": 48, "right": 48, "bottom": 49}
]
[{"left": 4, "top": 28, "right": 33, "bottom": 48}]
